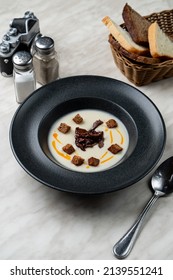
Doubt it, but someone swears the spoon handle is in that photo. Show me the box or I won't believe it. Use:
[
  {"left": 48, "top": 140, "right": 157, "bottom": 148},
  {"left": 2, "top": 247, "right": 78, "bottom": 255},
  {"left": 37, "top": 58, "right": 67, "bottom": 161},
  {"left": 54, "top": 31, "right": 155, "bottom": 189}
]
[{"left": 113, "top": 192, "right": 159, "bottom": 259}]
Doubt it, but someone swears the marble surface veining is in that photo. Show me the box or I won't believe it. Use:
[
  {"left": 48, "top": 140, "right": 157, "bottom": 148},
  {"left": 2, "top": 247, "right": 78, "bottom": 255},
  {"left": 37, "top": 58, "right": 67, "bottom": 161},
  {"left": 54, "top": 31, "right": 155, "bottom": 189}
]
[{"left": 0, "top": 0, "right": 173, "bottom": 260}]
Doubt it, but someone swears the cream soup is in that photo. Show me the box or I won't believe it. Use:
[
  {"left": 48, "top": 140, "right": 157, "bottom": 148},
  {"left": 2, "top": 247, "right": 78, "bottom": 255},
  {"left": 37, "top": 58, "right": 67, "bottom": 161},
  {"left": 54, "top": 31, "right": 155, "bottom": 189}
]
[{"left": 48, "top": 109, "right": 129, "bottom": 172}]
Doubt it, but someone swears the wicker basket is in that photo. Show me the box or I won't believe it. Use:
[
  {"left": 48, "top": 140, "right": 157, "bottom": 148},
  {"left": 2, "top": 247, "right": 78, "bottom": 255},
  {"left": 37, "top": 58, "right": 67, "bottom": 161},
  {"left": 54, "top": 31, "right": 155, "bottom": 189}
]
[{"left": 109, "top": 9, "right": 173, "bottom": 86}]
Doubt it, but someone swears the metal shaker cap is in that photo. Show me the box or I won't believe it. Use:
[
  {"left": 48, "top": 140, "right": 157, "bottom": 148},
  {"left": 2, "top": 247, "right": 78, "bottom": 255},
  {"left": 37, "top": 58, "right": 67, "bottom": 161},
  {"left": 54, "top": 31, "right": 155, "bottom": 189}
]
[
  {"left": 12, "top": 51, "right": 33, "bottom": 70},
  {"left": 35, "top": 36, "right": 54, "bottom": 54}
]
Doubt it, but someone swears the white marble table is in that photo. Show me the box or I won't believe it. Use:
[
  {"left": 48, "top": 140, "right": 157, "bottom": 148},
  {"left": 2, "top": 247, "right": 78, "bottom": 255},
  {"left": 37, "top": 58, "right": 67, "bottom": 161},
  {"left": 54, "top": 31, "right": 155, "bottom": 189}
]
[{"left": 0, "top": 0, "right": 173, "bottom": 260}]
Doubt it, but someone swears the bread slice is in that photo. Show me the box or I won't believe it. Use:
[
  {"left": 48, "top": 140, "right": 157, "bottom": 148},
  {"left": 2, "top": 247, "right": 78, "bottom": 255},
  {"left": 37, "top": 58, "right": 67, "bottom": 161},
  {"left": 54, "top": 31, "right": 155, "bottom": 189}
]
[
  {"left": 148, "top": 21, "right": 173, "bottom": 58},
  {"left": 122, "top": 3, "right": 151, "bottom": 46},
  {"left": 102, "top": 16, "right": 149, "bottom": 55},
  {"left": 109, "top": 34, "right": 162, "bottom": 64}
]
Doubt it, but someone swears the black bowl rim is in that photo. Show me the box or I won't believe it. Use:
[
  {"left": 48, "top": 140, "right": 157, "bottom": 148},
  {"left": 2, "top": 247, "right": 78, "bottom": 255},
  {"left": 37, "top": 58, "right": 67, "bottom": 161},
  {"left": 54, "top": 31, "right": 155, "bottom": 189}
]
[{"left": 9, "top": 75, "right": 166, "bottom": 194}]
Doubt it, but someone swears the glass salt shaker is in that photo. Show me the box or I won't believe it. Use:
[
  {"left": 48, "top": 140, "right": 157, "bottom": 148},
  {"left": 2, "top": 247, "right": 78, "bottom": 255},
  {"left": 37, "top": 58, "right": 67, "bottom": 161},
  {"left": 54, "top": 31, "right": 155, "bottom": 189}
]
[
  {"left": 33, "top": 36, "right": 59, "bottom": 85},
  {"left": 12, "top": 51, "right": 36, "bottom": 104}
]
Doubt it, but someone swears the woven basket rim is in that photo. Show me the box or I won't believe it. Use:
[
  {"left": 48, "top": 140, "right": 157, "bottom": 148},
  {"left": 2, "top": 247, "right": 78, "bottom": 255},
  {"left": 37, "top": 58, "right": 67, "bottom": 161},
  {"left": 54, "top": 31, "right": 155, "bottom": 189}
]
[
  {"left": 109, "top": 34, "right": 173, "bottom": 67},
  {"left": 111, "top": 45, "right": 173, "bottom": 69},
  {"left": 144, "top": 8, "right": 173, "bottom": 19}
]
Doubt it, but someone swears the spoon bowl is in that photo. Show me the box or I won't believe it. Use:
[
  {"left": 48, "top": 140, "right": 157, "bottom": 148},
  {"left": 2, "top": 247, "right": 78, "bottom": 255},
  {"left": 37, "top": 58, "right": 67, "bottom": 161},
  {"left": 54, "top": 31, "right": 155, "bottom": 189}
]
[
  {"left": 113, "top": 156, "right": 173, "bottom": 259},
  {"left": 151, "top": 157, "right": 173, "bottom": 195}
]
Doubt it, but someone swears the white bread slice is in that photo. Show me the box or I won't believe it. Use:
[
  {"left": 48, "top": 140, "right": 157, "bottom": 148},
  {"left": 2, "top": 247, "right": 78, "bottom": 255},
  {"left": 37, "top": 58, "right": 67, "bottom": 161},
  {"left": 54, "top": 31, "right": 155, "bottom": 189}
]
[
  {"left": 102, "top": 16, "right": 149, "bottom": 55},
  {"left": 148, "top": 21, "right": 173, "bottom": 58}
]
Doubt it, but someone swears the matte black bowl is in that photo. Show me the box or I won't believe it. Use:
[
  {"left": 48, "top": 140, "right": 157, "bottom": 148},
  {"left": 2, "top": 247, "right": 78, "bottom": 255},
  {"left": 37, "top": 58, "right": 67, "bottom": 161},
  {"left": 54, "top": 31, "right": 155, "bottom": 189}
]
[{"left": 10, "top": 75, "right": 166, "bottom": 194}]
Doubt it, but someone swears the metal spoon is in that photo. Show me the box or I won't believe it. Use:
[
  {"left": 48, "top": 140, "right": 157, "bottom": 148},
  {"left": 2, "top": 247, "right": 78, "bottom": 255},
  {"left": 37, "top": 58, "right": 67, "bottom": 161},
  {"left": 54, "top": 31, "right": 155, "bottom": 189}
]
[{"left": 113, "top": 156, "right": 173, "bottom": 259}]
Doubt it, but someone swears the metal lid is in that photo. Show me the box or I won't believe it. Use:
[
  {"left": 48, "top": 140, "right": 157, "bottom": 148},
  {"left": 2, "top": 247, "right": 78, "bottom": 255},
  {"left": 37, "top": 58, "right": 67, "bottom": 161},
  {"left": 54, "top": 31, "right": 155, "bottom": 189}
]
[
  {"left": 35, "top": 36, "right": 54, "bottom": 54},
  {"left": 12, "top": 51, "right": 33, "bottom": 70}
]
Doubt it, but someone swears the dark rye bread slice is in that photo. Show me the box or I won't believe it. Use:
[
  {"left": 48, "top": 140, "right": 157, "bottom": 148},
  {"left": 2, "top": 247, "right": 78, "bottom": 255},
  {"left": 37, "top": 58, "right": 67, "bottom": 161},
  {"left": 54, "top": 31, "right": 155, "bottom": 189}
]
[
  {"left": 109, "top": 34, "right": 162, "bottom": 64},
  {"left": 122, "top": 3, "right": 151, "bottom": 46}
]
